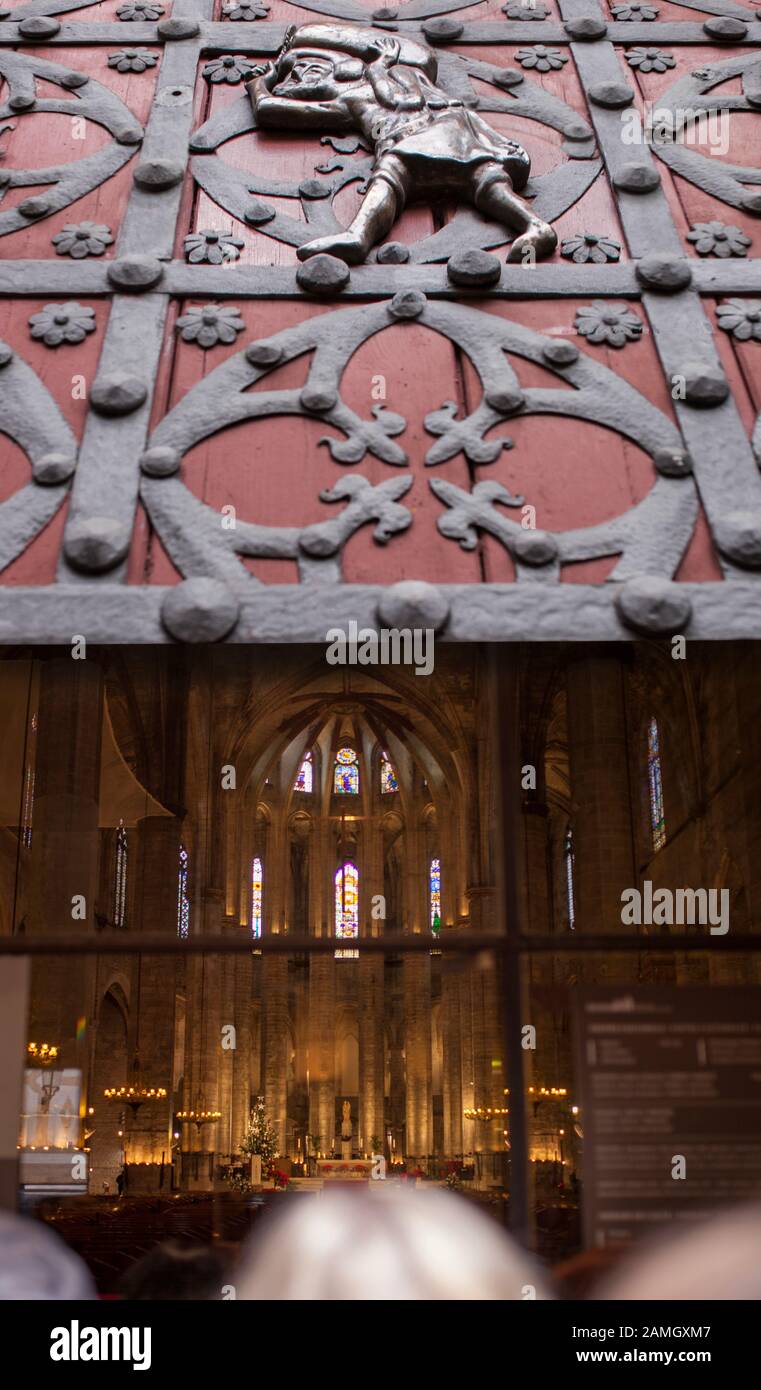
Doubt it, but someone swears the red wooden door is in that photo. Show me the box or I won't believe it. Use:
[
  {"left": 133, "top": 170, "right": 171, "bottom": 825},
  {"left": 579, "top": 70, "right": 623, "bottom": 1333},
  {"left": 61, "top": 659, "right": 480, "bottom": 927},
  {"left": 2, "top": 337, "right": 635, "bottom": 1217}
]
[{"left": 0, "top": 0, "right": 759, "bottom": 642}]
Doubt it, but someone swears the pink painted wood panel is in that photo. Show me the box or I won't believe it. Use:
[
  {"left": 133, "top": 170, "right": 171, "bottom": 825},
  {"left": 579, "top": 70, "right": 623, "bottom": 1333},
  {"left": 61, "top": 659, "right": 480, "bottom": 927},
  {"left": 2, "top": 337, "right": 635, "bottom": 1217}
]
[
  {"left": 0, "top": 45, "right": 159, "bottom": 259},
  {"left": 0, "top": 295, "right": 110, "bottom": 584}
]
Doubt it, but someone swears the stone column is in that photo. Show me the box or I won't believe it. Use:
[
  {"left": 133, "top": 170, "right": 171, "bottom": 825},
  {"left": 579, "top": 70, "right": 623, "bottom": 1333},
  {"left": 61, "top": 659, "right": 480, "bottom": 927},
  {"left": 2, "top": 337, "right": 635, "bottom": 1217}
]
[
  {"left": 402, "top": 821, "right": 432, "bottom": 1164},
  {"left": 307, "top": 821, "right": 335, "bottom": 1154},
  {"left": 126, "top": 815, "right": 180, "bottom": 1167},
  {"left": 358, "top": 816, "right": 384, "bottom": 1156},
  {"left": 262, "top": 813, "right": 289, "bottom": 1156},
  {"left": 28, "top": 659, "right": 103, "bottom": 1114},
  {"left": 441, "top": 954, "right": 463, "bottom": 1159},
  {"left": 566, "top": 655, "right": 636, "bottom": 976}
]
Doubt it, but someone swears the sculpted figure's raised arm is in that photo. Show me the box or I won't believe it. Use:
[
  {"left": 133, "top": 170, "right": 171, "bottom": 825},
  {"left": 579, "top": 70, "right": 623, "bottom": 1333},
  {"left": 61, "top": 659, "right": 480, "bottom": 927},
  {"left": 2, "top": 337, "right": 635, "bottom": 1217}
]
[{"left": 247, "top": 24, "right": 557, "bottom": 266}]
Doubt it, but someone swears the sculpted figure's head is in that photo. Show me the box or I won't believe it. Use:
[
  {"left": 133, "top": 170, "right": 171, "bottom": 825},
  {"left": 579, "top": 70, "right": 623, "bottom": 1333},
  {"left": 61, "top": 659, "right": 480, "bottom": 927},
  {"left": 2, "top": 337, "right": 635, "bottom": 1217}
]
[{"left": 272, "top": 49, "right": 364, "bottom": 102}]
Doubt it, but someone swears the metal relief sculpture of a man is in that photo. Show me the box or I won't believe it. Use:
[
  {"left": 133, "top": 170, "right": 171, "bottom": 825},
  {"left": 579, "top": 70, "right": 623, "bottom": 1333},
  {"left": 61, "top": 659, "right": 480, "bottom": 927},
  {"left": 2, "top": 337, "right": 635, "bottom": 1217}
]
[{"left": 247, "top": 24, "right": 557, "bottom": 265}]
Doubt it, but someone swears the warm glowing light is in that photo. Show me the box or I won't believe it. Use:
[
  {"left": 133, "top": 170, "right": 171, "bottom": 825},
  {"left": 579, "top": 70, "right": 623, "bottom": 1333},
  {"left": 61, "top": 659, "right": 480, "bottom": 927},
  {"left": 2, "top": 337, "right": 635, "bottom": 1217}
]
[
  {"left": 294, "top": 750, "right": 313, "bottom": 793},
  {"left": 334, "top": 747, "right": 359, "bottom": 795},
  {"left": 251, "top": 855, "right": 263, "bottom": 938},
  {"left": 335, "top": 861, "right": 359, "bottom": 959}
]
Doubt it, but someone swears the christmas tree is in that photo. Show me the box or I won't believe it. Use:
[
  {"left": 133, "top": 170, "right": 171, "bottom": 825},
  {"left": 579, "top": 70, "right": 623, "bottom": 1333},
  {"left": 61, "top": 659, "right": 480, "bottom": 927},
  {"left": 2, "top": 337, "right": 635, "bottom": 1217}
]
[{"left": 240, "top": 1096, "right": 278, "bottom": 1167}]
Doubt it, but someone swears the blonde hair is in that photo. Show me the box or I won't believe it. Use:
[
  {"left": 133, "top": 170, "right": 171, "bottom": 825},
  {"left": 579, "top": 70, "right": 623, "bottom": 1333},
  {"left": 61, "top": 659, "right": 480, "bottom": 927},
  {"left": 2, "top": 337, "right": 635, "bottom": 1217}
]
[{"left": 236, "top": 1186, "right": 549, "bottom": 1301}]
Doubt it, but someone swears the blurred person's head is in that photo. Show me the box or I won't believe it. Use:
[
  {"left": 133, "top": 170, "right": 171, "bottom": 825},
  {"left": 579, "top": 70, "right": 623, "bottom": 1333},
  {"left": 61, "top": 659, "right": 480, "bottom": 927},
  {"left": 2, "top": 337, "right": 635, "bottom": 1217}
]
[
  {"left": 552, "top": 1247, "right": 626, "bottom": 1299},
  {"left": 0, "top": 1211, "right": 95, "bottom": 1300},
  {"left": 597, "top": 1203, "right": 761, "bottom": 1301},
  {"left": 236, "top": 1186, "right": 550, "bottom": 1300},
  {"left": 120, "top": 1239, "right": 228, "bottom": 1300}
]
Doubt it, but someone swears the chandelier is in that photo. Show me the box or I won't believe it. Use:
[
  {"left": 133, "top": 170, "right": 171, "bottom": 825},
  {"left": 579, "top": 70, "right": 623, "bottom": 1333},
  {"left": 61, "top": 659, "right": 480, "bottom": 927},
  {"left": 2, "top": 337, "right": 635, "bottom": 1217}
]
[
  {"left": 176, "top": 1107, "right": 222, "bottom": 1132},
  {"left": 27, "top": 1042, "right": 58, "bottom": 1064}
]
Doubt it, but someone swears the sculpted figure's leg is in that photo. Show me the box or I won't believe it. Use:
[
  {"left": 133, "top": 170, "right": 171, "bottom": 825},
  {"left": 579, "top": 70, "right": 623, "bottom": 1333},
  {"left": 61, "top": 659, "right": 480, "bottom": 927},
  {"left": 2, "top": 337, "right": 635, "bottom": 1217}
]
[
  {"left": 297, "top": 158, "right": 410, "bottom": 265},
  {"left": 473, "top": 163, "right": 557, "bottom": 264}
]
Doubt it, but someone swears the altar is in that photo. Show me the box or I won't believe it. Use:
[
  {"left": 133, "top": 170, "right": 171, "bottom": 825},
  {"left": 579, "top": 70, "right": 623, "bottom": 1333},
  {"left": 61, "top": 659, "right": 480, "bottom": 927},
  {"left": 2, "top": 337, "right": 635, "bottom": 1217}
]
[{"left": 315, "top": 1160, "right": 374, "bottom": 1184}]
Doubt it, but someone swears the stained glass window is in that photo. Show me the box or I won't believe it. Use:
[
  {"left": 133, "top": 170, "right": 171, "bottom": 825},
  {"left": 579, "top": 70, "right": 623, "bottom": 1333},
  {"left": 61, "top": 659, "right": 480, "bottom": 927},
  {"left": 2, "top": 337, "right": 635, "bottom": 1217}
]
[
  {"left": 381, "top": 752, "right": 398, "bottom": 795},
  {"left": 294, "top": 751, "right": 313, "bottom": 793},
  {"left": 335, "top": 861, "right": 359, "bottom": 959},
  {"left": 430, "top": 858, "right": 441, "bottom": 934},
  {"left": 251, "top": 856, "right": 263, "bottom": 938},
  {"left": 647, "top": 715, "right": 666, "bottom": 852},
  {"left": 334, "top": 747, "right": 359, "bottom": 795},
  {"left": 564, "top": 827, "right": 575, "bottom": 931},
  {"left": 114, "top": 820, "right": 128, "bottom": 929},
  {"left": 177, "top": 845, "right": 190, "bottom": 939}
]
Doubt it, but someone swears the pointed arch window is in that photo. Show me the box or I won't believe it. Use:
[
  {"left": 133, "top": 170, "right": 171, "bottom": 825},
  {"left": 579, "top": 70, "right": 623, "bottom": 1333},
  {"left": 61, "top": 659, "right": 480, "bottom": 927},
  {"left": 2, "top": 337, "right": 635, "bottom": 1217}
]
[
  {"left": 114, "top": 820, "right": 128, "bottom": 929},
  {"left": 335, "top": 861, "right": 359, "bottom": 958},
  {"left": 430, "top": 858, "right": 441, "bottom": 935},
  {"left": 647, "top": 715, "right": 666, "bottom": 852},
  {"left": 251, "top": 856, "right": 263, "bottom": 938},
  {"left": 564, "top": 827, "right": 575, "bottom": 931},
  {"left": 334, "top": 747, "right": 359, "bottom": 795},
  {"left": 381, "top": 752, "right": 398, "bottom": 795},
  {"left": 177, "top": 845, "right": 190, "bottom": 939},
  {"left": 294, "top": 751, "right": 313, "bottom": 793}
]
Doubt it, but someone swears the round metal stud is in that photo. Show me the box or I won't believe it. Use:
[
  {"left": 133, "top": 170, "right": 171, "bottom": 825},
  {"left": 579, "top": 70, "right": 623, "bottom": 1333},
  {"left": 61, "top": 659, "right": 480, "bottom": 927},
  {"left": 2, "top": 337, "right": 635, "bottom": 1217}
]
[
  {"left": 113, "top": 124, "right": 144, "bottom": 146},
  {"left": 156, "top": 17, "right": 200, "bottom": 38},
  {"left": 563, "top": 16, "right": 608, "bottom": 39},
  {"left": 0, "top": 342, "right": 14, "bottom": 368},
  {"left": 447, "top": 249, "right": 502, "bottom": 288},
  {"left": 133, "top": 159, "right": 184, "bottom": 191},
  {"left": 613, "top": 162, "right": 661, "bottom": 193},
  {"left": 512, "top": 530, "right": 558, "bottom": 566},
  {"left": 542, "top": 340, "right": 579, "bottom": 367},
  {"left": 161, "top": 579, "right": 240, "bottom": 643},
  {"left": 18, "top": 196, "right": 51, "bottom": 218},
  {"left": 422, "top": 17, "right": 464, "bottom": 41},
  {"left": 588, "top": 81, "right": 634, "bottom": 109},
  {"left": 377, "top": 580, "right": 450, "bottom": 633},
  {"left": 300, "top": 385, "right": 337, "bottom": 413},
  {"left": 244, "top": 200, "right": 275, "bottom": 225},
  {"left": 493, "top": 69, "right": 524, "bottom": 90},
  {"left": 712, "top": 510, "right": 761, "bottom": 568},
  {"left": 299, "top": 178, "right": 331, "bottom": 200},
  {"left": 376, "top": 242, "right": 410, "bottom": 264},
  {"left": 682, "top": 363, "right": 729, "bottom": 407},
  {"left": 485, "top": 387, "right": 524, "bottom": 414},
  {"left": 140, "top": 446, "right": 181, "bottom": 477},
  {"left": 703, "top": 16, "right": 747, "bottom": 38},
  {"left": 388, "top": 289, "right": 426, "bottom": 320},
  {"left": 636, "top": 254, "right": 692, "bottom": 292},
  {"left": 616, "top": 576, "right": 692, "bottom": 635},
  {"left": 296, "top": 255, "right": 350, "bottom": 295},
  {"left": 653, "top": 447, "right": 692, "bottom": 477},
  {"left": 245, "top": 342, "right": 283, "bottom": 367},
  {"left": 90, "top": 372, "right": 148, "bottom": 417},
  {"left": 107, "top": 256, "right": 164, "bottom": 291},
  {"left": 64, "top": 516, "right": 131, "bottom": 573},
  {"left": 34, "top": 453, "right": 77, "bottom": 485},
  {"left": 9, "top": 94, "right": 36, "bottom": 111},
  {"left": 18, "top": 16, "right": 60, "bottom": 37}
]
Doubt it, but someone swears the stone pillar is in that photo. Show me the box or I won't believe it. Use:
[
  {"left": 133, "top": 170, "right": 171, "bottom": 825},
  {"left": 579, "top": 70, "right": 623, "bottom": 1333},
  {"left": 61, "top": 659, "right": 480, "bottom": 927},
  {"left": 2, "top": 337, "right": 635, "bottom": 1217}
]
[
  {"left": 403, "top": 952, "right": 432, "bottom": 1164},
  {"left": 28, "top": 659, "right": 103, "bottom": 1109},
  {"left": 231, "top": 951, "right": 253, "bottom": 1153},
  {"left": 307, "top": 821, "right": 335, "bottom": 1155},
  {"left": 0, "top": 958, "right": 30, "bottom": 1207},
  {"left": 441, "top": 955, "right": 463, "bottom": 1159},
  {"left": 358, "top": 816, "right": 384, "bottom": 1156},
  {"left": 566, "top": 655, "right": 635, "bottom": 976},
  {"left": 126, "top": 815, "right": 180, "bottom": 1166}
]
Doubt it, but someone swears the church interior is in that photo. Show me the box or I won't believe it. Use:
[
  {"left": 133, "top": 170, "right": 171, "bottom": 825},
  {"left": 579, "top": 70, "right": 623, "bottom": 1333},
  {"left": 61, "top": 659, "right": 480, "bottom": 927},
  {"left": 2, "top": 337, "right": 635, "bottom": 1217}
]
[{"left": 2, "top": 639, "right": 761, "bottom": 1289}]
